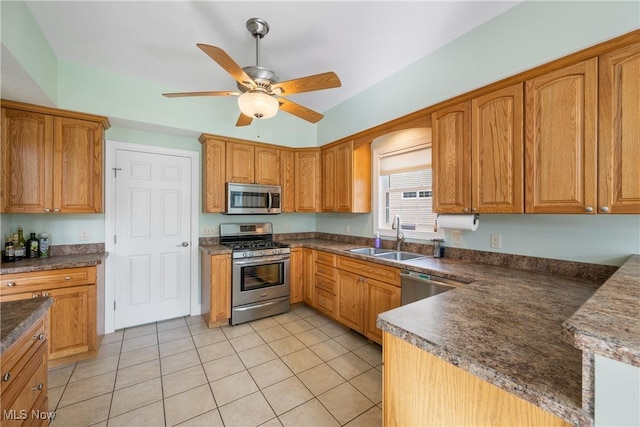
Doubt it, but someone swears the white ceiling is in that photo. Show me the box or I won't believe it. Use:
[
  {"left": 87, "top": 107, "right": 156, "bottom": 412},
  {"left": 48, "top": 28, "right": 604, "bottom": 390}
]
[{"left": 6, "top": 1, "right": 521, "bottom": 115}]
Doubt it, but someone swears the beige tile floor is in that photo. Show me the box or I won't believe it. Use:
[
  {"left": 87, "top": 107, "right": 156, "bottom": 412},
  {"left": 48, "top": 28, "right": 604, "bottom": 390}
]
[{"left": 47, "top": 304, "right": 383, "bottom": 427}]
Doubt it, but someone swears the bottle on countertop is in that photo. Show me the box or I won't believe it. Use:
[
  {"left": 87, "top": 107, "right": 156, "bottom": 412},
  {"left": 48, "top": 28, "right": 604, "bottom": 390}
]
[
  {"left": 374, "top": 232, "right": 381, "bottom": 249},
  {"left": 39, "top": 233, "right": 50, "bottom": 258},
  {"left": 3, "top": 236, "right": 15, "bottom": 262},
  {"left": 27, "top": 232, "right": 40, "bottom": 258},
  {"left": 15, "top": 227, "right": 26, "bottom": 259}
]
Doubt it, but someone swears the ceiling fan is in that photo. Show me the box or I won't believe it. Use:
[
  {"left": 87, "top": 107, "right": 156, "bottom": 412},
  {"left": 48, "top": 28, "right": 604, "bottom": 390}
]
[{"left": 163, "top": 18, "right": 341, "bottom": 127}]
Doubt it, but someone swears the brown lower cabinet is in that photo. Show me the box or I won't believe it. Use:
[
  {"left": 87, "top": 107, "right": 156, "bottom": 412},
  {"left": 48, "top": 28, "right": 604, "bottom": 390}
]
[
  {"left": 383, "top": 332, "right": 570, "bottom": 426},
  {"left": 201, "top": 253, "right": 231, "bottom": 327},
  {"left": 0, "top": 312, "right": 49, "bottom": 427},
  {"left": 0, "top": 267, "right": 98, "bottom": 364},
  {"left": 302, "top": 250, "right": 401, "bottom": 345}
]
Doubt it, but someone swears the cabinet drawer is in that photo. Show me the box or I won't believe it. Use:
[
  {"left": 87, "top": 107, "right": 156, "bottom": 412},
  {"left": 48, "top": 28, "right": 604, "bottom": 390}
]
[
  {"left": 314, "top": 263, "right": 337, "bottom": 282},
  {"left": 315, "top": 275, "right": 337, "bottom": 295},
  {"left": 337, "top": 256, "right": 400, "bottom": 285},
  {"left": 3, "top": 343, "right": 47, "bottom": 424},
  {"left": 314, "top": 251, "right": 336, "bottom": 266},
  {"left": 0, "top": 267, "right": 96, "bottom": 296},
  {"left": 1, "top": 319, "right": 46, "bottom": 397},
  {"left": 315, "top": 288, "right": 337, "bottom": 318}
]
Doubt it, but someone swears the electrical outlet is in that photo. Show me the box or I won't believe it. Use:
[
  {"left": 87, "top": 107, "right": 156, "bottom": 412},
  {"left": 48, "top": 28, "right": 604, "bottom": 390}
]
[
  {"left": 490, "top": 233, "right": 502, "bottom": 249},
  {"left": 80, "top": 230, "right": 89, "bottom": 241},
  {"left": 345, "top": 225, "right": 350, "bottom": 233},
  {"left": 203, "top": 227, "right": 217, "bottom": 236},
  {"left": 452, "top": 230, "right": 463, "bottom": 245}
]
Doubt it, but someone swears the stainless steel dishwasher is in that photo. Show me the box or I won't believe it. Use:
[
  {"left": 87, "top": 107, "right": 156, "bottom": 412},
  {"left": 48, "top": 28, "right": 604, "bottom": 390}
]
[{"left": 400, "top": 270, "right": 465, "bottom": 305}]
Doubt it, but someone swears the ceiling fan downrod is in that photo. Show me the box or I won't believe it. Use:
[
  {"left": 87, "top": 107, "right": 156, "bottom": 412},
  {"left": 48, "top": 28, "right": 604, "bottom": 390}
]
[{"left": 246, "top": 17, "right": 269, "bottom": 67}]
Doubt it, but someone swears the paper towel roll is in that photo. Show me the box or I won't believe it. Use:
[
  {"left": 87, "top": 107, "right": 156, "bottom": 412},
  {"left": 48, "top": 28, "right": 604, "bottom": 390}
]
[{"left": 437, "top": 214, "right": 479, "bottom": 231}]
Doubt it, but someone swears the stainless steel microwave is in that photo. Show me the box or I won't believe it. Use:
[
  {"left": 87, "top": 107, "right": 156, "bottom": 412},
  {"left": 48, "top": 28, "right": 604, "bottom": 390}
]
[{"left": 226, "top": 183, "right": 282, "bottom": 215}]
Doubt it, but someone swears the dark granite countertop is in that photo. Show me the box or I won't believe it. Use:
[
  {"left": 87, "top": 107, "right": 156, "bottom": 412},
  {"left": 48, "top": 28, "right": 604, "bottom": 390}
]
[
  {"left": 563, "top": 254, "right": 639, "bottom": 367},
  {"left": 0, "top": 252, "right": 108, "bottom": 275},
  {"left": 1, "top": 297, "right": 53, "bottom": 353},
  {"left": 199, "top": 245, "right": 232, "bottom": 256}
]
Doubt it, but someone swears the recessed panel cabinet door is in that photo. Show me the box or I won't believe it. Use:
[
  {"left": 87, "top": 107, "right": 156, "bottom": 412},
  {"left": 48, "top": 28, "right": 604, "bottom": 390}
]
[
  {"left": 226, "top": 142, "right": 254, "bottom": 184},
  {"left": 598, "top": 42, "right": 640, "bottom": 214},
  {"left": 321, "top": 147, "right": 337, "bottom": 212},
  {"left": 280, "top": 149, "right": 295, "bottom": 212},
  {"left": 294, "top": 150, "right": 321, "bottom": 212},
  {"left": 47, "top": 284, "right": 96, "bottom": 360},
  {"left": 54, "top": 117, "right": 103, "bottom": 213},
  {"left": 525, "top": 59, "right": 598, "bottom": 213},
  {"left": 254, "top": 145, "right": 280, "bottom": 185},
  {"left": 202, "top": 138, "right": 226, "bottom": 213},
  {"left": 432, "top": 102, "right": 471, "bottom": 213},
  {"left": 471, "top": 83, "right": 524, "bottom": 213},
  {"left": 0, "top": 109, "right": 53, "bottom": 213}
]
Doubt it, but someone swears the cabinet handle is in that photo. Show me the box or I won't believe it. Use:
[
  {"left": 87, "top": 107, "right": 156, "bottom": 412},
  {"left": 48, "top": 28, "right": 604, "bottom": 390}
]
[
  {"left": 2, "top": 372, "right": 10, "bottom": 382},
  {"left": 32, "top": 383, "right": 44, "bottom": 391},
  {"left": 600, "top": 206, "right": 609, "bottom": 213},
  {"left": 6, "top": 282, "right": 16, "bottom": 287},
  {"left": 585, "top": 206, "right": 594, "bottom": 213},
  {"left": 33, "top": 333, "right": 45, "bottom": 341},
  {"left": 472, "top": 207, "right": 477, "bottom": 213},
  {"left": 54, "top": 208, "right": 60, "bottom": 212},
  {"left": 32, "top": 294, "right": 39, "bottom": 298},
  {"left": 44, "top": 208, "right": 51, "bottom": 212},
  {"left": 463, "top": 208, "right": 469, "bottom": 213},
  {"left": 42, "top": 292, "right": 49, "bottom": 297},
  {"left": 64, "top": 276, "right": 71, "bottom": 280}
]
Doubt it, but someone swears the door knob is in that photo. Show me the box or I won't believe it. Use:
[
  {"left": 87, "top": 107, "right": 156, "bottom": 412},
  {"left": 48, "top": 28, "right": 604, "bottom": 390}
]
[{"left": 177, "top": 241, "right": 189, "bottom": 247}]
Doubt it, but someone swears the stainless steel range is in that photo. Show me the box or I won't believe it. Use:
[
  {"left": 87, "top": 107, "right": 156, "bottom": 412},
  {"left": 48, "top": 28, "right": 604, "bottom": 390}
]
[{"left": 220, "top": 223, "right": 290, "bottom": 325}]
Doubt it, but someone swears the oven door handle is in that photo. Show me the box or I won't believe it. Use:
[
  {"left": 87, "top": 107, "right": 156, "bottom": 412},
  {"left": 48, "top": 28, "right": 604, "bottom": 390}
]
[{"left": 233, "top": 255, "right": 290, "bottom": 266}]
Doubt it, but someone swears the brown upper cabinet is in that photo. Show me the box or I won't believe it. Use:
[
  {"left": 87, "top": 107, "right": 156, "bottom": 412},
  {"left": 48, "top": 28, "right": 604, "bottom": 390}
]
[
  {"left": 200, "top": 136, "right": 226, "bottom": 213},
  {"left": 1, "top": 101, "right": 109, "bottom": 214},
  {"left": 279, "top": 148, "right": 296, "bottom": 213},
  {"left": 525, "top": 59, "right": 598, "bottom": 214},
  {"left": 433, "top": 84, "right": 524, "bottom": 214},
  {"left": 226, "top": 141, "right": 280, "bottom": 185},
  {"left": 294, "top": 149, "right": 321, "bottom": 212},
  {"left": 598, "top": 43, "right": 640, "bottom": 213},
  {"left": 321, "top": 140, "right": 372, "bottom": 213}
]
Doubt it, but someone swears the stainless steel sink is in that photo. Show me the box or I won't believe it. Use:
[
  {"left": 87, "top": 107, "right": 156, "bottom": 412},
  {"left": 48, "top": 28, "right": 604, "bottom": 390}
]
[
  {"left": 374, "top": 251, "right": 428, "bottom": 261},
  {"left": 349, "top": 247, "right": 394, "bottom": 255}
]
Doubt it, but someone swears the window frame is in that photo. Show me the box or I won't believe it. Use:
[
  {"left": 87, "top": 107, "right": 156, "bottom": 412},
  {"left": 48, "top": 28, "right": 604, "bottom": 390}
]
[{"left": 371, "top": 129, "right": 444, "bottom": 242}]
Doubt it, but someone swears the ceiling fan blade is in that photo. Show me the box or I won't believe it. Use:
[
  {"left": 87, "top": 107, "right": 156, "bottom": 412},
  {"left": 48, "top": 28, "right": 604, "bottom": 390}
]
[
  {"left": 272, "top": 72, "right": 341, "bottom": 95},
  {"left": 197, "top": 44, "right": 255, "bottom": 89},
  {"left": 162, "top": 91, "right": 240, "bottom": 98},
  {"left": 278, "top": 98, "right": 323, "bottom": 123},
  {"left": 236, "top": 113, "right": 253, "bottom": 127}
]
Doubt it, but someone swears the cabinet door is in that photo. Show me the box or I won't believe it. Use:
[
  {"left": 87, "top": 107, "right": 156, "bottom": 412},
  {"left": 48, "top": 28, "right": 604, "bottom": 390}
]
[
  {"left": 280, "top": 149, "right": 295, "bottom": 212},
  {"left": 321, "top": 147, "right": 337, "bottom": 212},
  {"left": 432, "top": 102, "right": 471, "bottom": 213},
  {"left": 226, "top": 142, "right": 254, "bottom": 184},
  {"left": 294, "top": 150, "right": 321, "bottom": 212},
  {"left": 210, "top": 254, "right": 231, "bottom": 322},
  {"left": 598, "top": 43, "right": 640, "bottom": 214},
  {"left": 53, "top": 117, "right": 103, "bottom": 213},
  {"left": 255, "top": 146, "right": 280, "bottom": 185},
  {"left": 302, "top": 248, "right": 315, "bottom": 306},
  {"left": 364, "top": 278, "right": 400, "bottom": 344},
  {"left": 1, "top": 109, "right": 53, "bottom": 213},
  {"left": 525, "top": 59, "right": 598, "bottom": 213},
  {"left": 290, "top": 248, "right": 304, "bottom": 304},
  {"left": 337, "top": 270, "right": 364, "bottom": 333},
  {"left": 471, "top": 83, "right": 524, "bottom": 213},
  {"left": 47, "top": 284, "right": 96, "bottom": 360},
  {"left": 202, "top": 139, "right": 226, "bottom": 213},
  {"left": 335, "top": 141, "right": 354, "bottom": 212}
]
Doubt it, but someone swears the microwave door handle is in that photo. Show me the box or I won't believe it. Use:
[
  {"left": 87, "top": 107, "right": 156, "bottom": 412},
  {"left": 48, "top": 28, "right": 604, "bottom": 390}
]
[{"left": 267, "top": 190, "right": 272, "bottom": 213}]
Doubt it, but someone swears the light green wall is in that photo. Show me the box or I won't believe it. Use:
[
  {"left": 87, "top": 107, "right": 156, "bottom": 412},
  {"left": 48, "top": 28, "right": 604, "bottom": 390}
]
[
  {"left": 1, "top": 0, "right": 639, "bottom": 268},
  {"left": 595, "top": 354, "right": 640, "bottom": 426},
  {"left": 0, "top": 1, "right": 58, "bottom": 103}
]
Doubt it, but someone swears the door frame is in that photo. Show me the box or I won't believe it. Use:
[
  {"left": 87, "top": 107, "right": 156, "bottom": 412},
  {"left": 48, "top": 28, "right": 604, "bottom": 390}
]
[{"left": 104, "top": 140, "right": 200, "bottom": 333}]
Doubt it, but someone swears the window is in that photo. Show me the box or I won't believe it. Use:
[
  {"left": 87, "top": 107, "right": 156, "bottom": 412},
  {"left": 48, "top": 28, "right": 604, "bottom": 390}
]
[{"left": 372, "top": 128, "right": 443, "bottom": 241}]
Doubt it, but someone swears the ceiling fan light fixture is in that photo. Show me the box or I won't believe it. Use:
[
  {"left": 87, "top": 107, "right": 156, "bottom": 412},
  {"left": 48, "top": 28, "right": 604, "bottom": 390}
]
[{"left": 238, "top": 90, "right": 279, "bottom": 120}]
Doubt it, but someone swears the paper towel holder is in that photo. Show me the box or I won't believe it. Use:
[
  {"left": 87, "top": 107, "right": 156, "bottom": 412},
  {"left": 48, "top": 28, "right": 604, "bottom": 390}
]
[{"left": 435, "top": 213, "right": 480, "bottom": 231}]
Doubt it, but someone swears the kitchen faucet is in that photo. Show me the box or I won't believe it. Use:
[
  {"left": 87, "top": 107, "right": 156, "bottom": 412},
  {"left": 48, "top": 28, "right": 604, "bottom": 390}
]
[{"left": 392, "top": 215, "right": 405, "bottom": 251}]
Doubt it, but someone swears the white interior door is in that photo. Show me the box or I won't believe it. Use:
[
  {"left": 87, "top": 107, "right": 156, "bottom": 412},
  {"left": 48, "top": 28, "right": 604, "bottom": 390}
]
[{"left": 113, "top": 148, "right": 192, "bottom": 329}]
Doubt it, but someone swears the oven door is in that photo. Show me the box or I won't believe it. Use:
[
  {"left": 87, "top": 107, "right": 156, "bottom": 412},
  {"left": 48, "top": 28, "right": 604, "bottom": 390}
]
[{"left": 232, "top": 255, "right": 290, "bottom": 307}]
